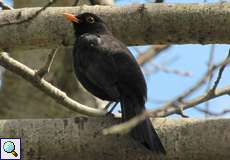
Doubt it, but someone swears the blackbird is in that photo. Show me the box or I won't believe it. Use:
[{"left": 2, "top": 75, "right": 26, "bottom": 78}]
[{"left": 63, "top": 12, "right": 166, "bottom": 154}]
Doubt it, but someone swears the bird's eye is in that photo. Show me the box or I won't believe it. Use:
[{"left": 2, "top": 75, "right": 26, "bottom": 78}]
[{"left": 86, "top": 16, "right": 95, "bottom": 23}]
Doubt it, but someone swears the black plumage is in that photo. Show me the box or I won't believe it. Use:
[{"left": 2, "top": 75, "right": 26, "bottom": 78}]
[{"left": 63, "top": 12, "right": 166, "bottom": 154}]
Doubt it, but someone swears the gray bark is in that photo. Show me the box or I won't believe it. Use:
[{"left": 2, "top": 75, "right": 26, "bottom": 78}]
[
  {"left": 1, "top": 3, "right": 230, "bottom": 51},
  {"left": 0, "top": 0, "right": 100, "bottom": 119},
  {"left": 0, "top": 118, "right": 229, "bottom": 160},
  {"left": 13, "top": 0, "right": 113, "bottom": 7}
]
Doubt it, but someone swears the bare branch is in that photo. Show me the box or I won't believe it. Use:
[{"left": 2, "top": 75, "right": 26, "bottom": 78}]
[
  {"left": 35, "top": 48, "right": 58, "bottom": 78},
  {"left": 103, "top": 111, "right": 148, "bottom": 135},
  {"left": 2, "top": 4, "right": 230, "bottom": 50},
  {"left": 136, "top": 45, "right": 170, "bottom": 66},
  {"left": 204, "top": 44, "right": 215, "bottom": 117},
  {"left": 210, "top": 50, "right": 230, "bottom": 93},
  {"left": 103, "top": 48, "right": 230, "bottom": 135},
  {"left": 103, "top": 84, "right": 230, "bottom": 135},
  {"left": 103, "top": 52, "right": 230, "bottom": 135},
  {"left": 0, "top": 52, "right": 106, "bottom": 117},
  {"left": 136, "top": 44, "right": 190, "bottom": 78},
  {"left": 0, "top": 0, "right": 57, "bottom": 27},
  {"left": 1, "top": 118, "right": 230, "bottom": 159},
  {"left": 169, "top": 54, "right": 230, "bottom": 103},
  {"left": 175, "top": 103, "right": 189, "bottom": 118},
  {"left": 195, "top": 107, "right": 230, "bottom": 116},
  {"left": 143, "top": 62, "right": 192, "bottom": 77}
]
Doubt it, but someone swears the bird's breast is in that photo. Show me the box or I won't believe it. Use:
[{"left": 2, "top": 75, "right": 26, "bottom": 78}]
[{"left": 77, "top": 33, "right": 102, "bottom": 48}]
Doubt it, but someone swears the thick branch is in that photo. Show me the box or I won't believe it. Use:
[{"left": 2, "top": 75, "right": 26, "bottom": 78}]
[
  {"left": 0, "top": 52, "right": 106, "bottom": 116},
  {"left": 0, "top": 118, "right": 229, "bottom": 160},
  {"left": 1, "top": 3, "right": 230, "bottom": 50}
]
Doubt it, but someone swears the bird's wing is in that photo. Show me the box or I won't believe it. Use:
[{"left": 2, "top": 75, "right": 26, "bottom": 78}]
[
  {"left": 85, "top": 52, "right": 120, "bottom": 99},
  {"left": 113, "top": 50, "right": 147, "bottom": 101},
  {"left": 77, "top": 33, "right": 120, "bottom": 100},
  {"left": 101, "top": 34, "right": 147, "bottom": 102}
]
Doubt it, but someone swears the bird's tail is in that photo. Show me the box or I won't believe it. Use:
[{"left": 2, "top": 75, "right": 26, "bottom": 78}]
[{"left": 120, "top": 95, "right": 166, "bottom": 154}]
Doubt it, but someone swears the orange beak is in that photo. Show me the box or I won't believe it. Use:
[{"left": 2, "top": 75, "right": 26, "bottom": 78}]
[{"left": 63, "top": 13, "right": 79, "bottom": 23}]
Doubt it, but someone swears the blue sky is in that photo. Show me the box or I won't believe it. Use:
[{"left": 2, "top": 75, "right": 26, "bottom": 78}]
[
  {"left": 117, "top": 0, "right": 230, "bottom": 118},
  {"left": 3, "top": 0, "right": 230, "bottom": 118}
]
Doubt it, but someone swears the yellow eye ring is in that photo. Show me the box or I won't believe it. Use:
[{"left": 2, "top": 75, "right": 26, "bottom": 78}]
[{"left": 86, "top": 16, "right": 95, "bottom": 23}]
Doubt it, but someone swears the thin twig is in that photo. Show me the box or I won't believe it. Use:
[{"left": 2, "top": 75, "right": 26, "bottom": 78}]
[
  {"left": 136, "top": 45, "right": 170, "bottom": 66},
  {"left": 171, "top": 55, "right": 230, "bottom": 103},
  {"left": 159, "top": 53, "right": 230, "bottom": 116},
  {"left": 148, "top": 53, "right": 230, "bottom": 117},
  {"left": 146, "top": 49, "right": 229, "bottom": 116},
  {"left": 210, "top": 50, "right": 230, "bottom": 93},
  {"left": 204, "top": 44, "right": 215, "bottom": 118},
  {"left": 143, "top": 62, "right": 192, "bottom": 77},
  {"left": 103, "top": 51, "right": 230, "bottom": 135},
  {"left": 195, "top": 107, "right": 230, "bottom": 116},
  {"left": 35, "top": 48, "right": 58, "bottom": 78},
  {"left": 103, "top": 111, "right": 148, "bottom": 135},
  {"left": 0, "top": 52, "right": 106, "bottom": 117},
  {"left": 103, "top": 84, "right": 230, "bottom": 135},
  {"left": 0, "top": 0, "right": 56, "bottom": 27}
]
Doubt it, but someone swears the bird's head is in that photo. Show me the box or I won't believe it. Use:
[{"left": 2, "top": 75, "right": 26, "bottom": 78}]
[{"left": 63, "top": 12, "right": 109, "bottom": 36}]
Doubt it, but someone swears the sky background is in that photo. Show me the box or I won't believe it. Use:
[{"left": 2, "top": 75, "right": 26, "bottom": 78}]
[
  {"left": 3, "top": 0, "right": 230, "bottom": 118},
  {"left": 117, "top": 0, "right": 230, "bottom": 118}
]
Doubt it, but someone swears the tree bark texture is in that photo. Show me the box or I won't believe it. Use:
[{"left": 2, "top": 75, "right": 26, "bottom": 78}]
[
  {"left": 0, "top": 0, "right": 100, "bottom": 119},
  {"left": 0, "top": 118, "right": 229, "bottom": 160},
  {"left": 1, "top": 3, "right": 230, "bottom": 51}
]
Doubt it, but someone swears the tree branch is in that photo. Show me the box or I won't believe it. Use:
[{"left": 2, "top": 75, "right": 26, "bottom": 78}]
[
  {"left": 210, "top": 50, "right": 230, "bottom": 93},
  {"left": 143, "top": 62, "right": 192, "bottom": 77},
  {"left": 1, "top": 118, "right": 230, "bottom": 160},
  {"left": 0, "top": 52, "right": 106, "bottom": 117},
  {"left": 1, "top": 0, "right": 56, "bottom": 27},
  {"left": 1, "top": 3, "right": 230, "bottom": 50},
  {"left": 136, "top": 45, "right": 170, "bottom": 66},
  {"left": 204, "top": 44, "right": 215, "bottom": 117},
  {"left": 35, "top": 48, "right": 58, "bottom": 78},
  {"left": 103, "top": 83, "right": 230, "bottom": 135},
  {"left": 169, "top": 54, "right": 230, "bottom": 101},
  {"left": 1, "top": 48, "right": 229, "bottom": 135},
  {"left": 103, "top": 54, "right": 230, "bottom": 135},
  {"left": 195, "top": 107, "right": 230, "bottom": 116}
]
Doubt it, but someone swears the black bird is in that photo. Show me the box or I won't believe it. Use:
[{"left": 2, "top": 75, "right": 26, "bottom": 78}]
[{"left": 63, "top": 12, "right": 166, "bottom": 154}]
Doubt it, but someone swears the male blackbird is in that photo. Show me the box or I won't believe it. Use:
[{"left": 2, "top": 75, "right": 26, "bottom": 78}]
[{"left": 63, "top": 12, "right": 166, "bottom": 154}]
